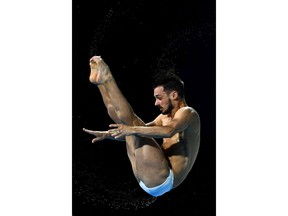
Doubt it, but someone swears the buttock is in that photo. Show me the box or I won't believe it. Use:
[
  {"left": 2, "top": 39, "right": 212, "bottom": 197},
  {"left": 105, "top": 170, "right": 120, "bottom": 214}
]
[{"left": 139, "top": 169, "right": 174, "bottom": 197}]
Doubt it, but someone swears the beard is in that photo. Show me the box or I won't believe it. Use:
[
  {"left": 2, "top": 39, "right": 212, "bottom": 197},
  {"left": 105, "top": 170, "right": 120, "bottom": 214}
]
[{"left": 161, "top": 99, "right": 173, "bottom": 115}]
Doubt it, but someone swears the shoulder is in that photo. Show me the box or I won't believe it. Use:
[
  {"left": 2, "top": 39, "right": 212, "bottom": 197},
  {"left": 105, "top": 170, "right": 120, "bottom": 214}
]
[
  {"left": 176, "top": 107, "right": 200, "bottom": 122},
  {"left": 177, "top": 106, "right": 199, "bottom": 116}
]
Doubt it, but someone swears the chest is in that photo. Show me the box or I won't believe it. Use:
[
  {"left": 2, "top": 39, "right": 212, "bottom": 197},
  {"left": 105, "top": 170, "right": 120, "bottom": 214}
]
[{"left": 162, "top": 116, "right": 172, "bottom": 126}]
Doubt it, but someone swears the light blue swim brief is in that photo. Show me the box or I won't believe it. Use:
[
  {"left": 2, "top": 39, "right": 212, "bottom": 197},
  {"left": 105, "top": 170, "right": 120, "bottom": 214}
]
[{"left": 139, "top": 169, "right": 174, "bottom": 197}]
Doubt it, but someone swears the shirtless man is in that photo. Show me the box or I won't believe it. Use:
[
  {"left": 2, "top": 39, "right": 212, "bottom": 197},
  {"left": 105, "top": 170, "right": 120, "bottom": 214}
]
[{"left": 83, "top": 56, "right": 200, "bottom": 197}]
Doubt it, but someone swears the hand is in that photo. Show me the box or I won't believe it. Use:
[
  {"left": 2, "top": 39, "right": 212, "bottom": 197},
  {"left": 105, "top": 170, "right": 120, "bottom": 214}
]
[
  {"left": 83, "top": 128, "right": 109, "bottom": 143},
  {"left": 108, "top": 123, "right": 131, "bottom": 139}
]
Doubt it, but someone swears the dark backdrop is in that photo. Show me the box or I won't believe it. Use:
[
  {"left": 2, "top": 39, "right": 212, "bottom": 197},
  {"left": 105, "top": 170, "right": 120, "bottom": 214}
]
[{"left": 72, "top": 1, "right": 215, "bottom": 215}]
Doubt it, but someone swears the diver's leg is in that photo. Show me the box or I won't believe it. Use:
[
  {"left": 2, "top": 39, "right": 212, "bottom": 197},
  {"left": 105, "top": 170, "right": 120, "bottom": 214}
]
[
  {"left": 89, "top": 56, "right": 171, "bottom": 187},
  {"left": 89, "top": 56, "right": 138, "bottom": 125},
  {"left": 125, "top": 135, "right": 171, "bottom": 188}
]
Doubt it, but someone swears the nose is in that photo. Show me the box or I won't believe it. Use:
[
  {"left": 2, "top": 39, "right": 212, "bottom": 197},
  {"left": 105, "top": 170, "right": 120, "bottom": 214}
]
[{"left": 155, "top": 99, "right": 159, "bottom": 106}]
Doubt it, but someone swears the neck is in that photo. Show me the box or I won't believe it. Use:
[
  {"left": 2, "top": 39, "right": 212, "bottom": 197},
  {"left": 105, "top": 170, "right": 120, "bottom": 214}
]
[{"left": 168, "top": 100, "right": 187, "bottom": 118}]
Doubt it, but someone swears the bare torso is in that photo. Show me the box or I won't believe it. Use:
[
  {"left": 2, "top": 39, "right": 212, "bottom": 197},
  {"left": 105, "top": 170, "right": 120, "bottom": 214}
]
[{"left": 160, "top": 107, "right": 200, "bottom": 188}]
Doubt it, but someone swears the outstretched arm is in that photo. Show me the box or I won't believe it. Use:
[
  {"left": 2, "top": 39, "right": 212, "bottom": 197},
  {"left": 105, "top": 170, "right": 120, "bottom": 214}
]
[
  {"left": 109, "top": 107, "right": 198, "bottom": 139},
  {"left": 83, "top": 128, "right": 125, "bottom": 143}
]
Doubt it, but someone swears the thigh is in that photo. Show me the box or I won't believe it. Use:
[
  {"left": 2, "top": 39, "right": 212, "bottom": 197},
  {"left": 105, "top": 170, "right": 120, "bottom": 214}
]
[{"left": 125, "top": 135, "right": 171, "bottom": 187}]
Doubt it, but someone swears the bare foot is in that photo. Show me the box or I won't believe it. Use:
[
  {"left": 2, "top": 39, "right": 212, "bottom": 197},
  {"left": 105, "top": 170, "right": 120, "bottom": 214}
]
[{"left": 89, "top": 56, "right": 113, "bottom": 84}]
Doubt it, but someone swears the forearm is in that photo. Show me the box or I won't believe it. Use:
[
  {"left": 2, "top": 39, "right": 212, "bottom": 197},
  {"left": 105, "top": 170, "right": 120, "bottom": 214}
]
[{"left": 130, "top": 125, "right": 174, "bottom": 138}]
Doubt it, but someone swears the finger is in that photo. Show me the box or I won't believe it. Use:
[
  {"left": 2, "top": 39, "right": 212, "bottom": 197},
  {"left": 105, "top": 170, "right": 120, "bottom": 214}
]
[
  {"left": 83, "top": 128, "right": 95, "bottom": 135},
  {"left": 92, "top": 138, "right": 102, "bottom": 143},
  {"left": 115, "top": 134, "right": 123, "bottom": 139},
  {"left": 109, "top": 131, "right": 117, "bottom": 136},
  {"left": 109, "top": 129, "right": 122, "bottom": 135},
  {"left": 109, "top": 124, "right": 119, "bottom": 128}
]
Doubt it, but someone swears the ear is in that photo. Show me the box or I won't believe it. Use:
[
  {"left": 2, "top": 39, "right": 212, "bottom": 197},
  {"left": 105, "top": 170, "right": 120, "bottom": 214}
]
[{"left": 171, "top": 91, "right": 178, "bottom": 100}]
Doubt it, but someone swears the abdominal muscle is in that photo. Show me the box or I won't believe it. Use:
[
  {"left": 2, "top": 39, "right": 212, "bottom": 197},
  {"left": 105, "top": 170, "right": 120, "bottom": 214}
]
[{"left": 161, "top": 132, "right": 199, "bottom": 188}]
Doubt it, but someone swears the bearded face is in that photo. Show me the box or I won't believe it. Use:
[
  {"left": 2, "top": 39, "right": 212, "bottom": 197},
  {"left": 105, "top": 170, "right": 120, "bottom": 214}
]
[{"left": 160, "top": 98, "right": 174, "bottom": 115}]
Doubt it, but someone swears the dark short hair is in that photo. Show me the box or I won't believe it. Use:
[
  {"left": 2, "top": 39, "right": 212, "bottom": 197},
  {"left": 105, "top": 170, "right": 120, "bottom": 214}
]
[{"left": 152, "top": 70, "right": 185, "bottom": 99}]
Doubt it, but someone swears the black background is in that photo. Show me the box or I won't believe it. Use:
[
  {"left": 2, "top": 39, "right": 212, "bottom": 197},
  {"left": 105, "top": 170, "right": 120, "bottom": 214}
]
[{"left": 72, "top": 0, "right": 215, "bottom": 215}]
